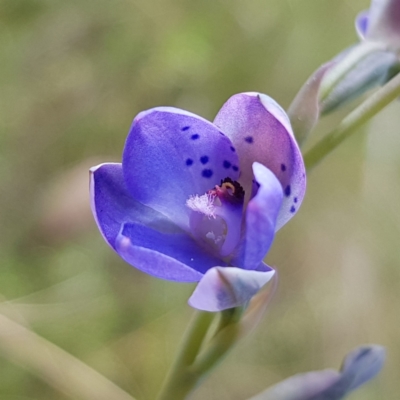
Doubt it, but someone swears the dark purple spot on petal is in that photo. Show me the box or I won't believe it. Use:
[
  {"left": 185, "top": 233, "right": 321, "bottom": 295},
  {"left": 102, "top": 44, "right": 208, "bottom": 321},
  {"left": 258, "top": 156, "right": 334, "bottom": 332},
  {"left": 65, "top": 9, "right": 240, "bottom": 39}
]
[
  {"left": 200, "top": 156, "right": 209, "bottom": 164},
  {"left": 182, "top": 126, "right": 190, "bottom": 131},
  {"left": 232, "top": 165, "right": 239, "bottom": 172},
  {"left": 191, "top": 134, "right": 200, "bottom": 140},
  {"left": 281, "top": 163, "right": 287, "bottom": 172},
  {"left": 245, "top": 136, "right": 254, "bottom": 143},
  {"left": 284, "top": 185, "right": 291, "bottom": 197},
  {"left": 253, "top": 179, "right": 260, "bottom": 188},
  {"left": 230, "top": 146, "right": 236, "bottom": 152},
  {"left": 202, "top": 169, "right": 213, "bottom": 178},
  {"left": 219, "top": 131, "right": 225, "bottom": 136},
  {"left": 186, "top": 158, "right": 193, "bottom": 166},
  {"left": 294, "top": 197, "right": 298, "bottom": 203},
  {"left": 290, "top": 206, "right": 296, "bottom": 213},
  {"left": 223, "top": 160, "right": 231, "bottom": 169}
]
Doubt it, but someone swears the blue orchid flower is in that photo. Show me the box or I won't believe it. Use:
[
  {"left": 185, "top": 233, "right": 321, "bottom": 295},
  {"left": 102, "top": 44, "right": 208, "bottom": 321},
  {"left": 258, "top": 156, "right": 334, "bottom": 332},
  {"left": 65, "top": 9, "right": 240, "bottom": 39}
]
[{"left": 90, "top": 93, "right": 306, "bottom": 312}]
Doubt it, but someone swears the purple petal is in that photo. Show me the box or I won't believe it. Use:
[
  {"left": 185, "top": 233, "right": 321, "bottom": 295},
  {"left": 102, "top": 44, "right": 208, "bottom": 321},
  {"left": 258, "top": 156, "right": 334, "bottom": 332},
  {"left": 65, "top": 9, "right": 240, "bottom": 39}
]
[
  {"left": 366, "top": 0, "right": 400, "bottom": 48},
  {"left": 249, "top": 370, "right": 340, "bottom": 400},
  {"left": 122, "top": 107, "right": 240, "bottom": 230},
  {"left": 341, "top": 345, "right": 386, "bottom": 392},
  {"left": 232, "top": 163, "right": 283, "bottom": 270},
  {"left": 115, "top": 222, "right": 224, "bottom": 282},
  {"left": 250, "top": 345, "right": 385, "bottom": 400},
  {"left": 90, "top": 163, "right": 176, "bottom": 249},
  {"left": 188, "top": 265, "right": 275, "bottom": 312},
  {"left": 309, "top": 345, "right": 386, "bottom": 399},
  {"left": 355, "top": 10, "right": 370, "bottom": 40},
  {"left": 214, "top": 93, "right": 306, "bottom": 230}
]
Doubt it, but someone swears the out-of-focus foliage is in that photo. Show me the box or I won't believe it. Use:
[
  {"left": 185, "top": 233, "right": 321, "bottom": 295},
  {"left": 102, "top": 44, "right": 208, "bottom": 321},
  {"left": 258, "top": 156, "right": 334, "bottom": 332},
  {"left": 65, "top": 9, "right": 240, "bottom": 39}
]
[{"left": 0, "top": 0, "right": 398, "bottom": 399}]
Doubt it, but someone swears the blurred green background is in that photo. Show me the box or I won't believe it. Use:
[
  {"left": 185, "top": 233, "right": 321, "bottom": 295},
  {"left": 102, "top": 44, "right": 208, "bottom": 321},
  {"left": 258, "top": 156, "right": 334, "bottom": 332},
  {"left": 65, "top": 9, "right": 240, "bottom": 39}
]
[{"left": 0, "top": 0, "right": 399, "bottom": 399}]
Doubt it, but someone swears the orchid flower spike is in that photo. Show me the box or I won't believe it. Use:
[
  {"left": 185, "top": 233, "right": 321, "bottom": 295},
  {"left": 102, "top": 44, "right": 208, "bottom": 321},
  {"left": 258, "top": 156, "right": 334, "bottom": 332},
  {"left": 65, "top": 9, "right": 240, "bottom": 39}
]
[
  {"left": 356, "top": 0, "right": 400, "bottom": 50},
  {"left": 90, "top": 93, "right": 306, "bottom": 312}
]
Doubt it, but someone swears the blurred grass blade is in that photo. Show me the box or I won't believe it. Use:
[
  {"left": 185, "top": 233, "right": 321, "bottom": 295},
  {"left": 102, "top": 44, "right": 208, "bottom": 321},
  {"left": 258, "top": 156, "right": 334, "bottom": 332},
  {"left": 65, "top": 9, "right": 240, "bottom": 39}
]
[{"left": 0, "top": 313, "right": 136, "bottom": 400}]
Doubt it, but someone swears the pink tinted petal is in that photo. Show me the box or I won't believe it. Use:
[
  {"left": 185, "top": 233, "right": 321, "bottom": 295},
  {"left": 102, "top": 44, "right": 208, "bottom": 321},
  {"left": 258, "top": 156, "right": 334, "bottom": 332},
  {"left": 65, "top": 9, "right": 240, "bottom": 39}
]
[
  {"left": 115, "top": 222, "right": 224, "bottom": 282},
  {"left": 188, "top": 266, "right": 275, "bottom": 312},
  {"left": 90, "top": 163, "right": 175, "bottom": 249},
  {"left": 355, "top": 10, "right": 370, "bottom": 40},
  {"left": 232, "top": 163, "right": 283, "bottom": 270},
  {"left": 288, "top": 62, "right": 335, "bottom": 144},
  {"left": 123, "top": 107, "right": 240, "bottom": 230},
  {"left": 214, "top": 93, "right": 306, "bottom": 230}
]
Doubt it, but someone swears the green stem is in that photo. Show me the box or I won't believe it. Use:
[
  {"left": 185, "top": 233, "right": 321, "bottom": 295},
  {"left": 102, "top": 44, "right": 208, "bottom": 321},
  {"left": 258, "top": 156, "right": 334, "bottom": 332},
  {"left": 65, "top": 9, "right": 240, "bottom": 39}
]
[
  {"left": 215, "top": 306, "right": 243, "bottom": 331},
  {"left": 190, "top": 327, "right": 238, "bottom": 377},
  {"left": 190, "top": 307, "right": 243, "bottom": 376},
  {"left": 319, "top": 41, "right": 385, "bottom": 102},
  {"left": 304, "top": 72, "right": 400, "bottom": 171},
  {"left": 156, "top": 307, "right": 243, "bottom": 400},
  {"left": 156, "top": 311, "right": 214, "bottom": 400}
]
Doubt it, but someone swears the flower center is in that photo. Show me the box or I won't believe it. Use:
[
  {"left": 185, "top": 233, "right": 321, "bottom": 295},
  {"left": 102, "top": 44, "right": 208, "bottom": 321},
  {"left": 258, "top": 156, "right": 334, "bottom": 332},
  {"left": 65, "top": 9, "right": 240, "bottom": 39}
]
[
  {"left": 186, "top": 178, "right": 245, "bottom": 258},
  {"left": 211, "top": 177, "right": 245, "bottom": 203}
]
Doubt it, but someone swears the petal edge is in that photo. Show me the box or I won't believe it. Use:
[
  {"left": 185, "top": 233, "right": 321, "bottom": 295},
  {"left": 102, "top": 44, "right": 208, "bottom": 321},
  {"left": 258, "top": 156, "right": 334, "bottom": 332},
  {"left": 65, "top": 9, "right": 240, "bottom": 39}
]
[{"left": 188, "top": 266, "right": 275, "bottom": 312}]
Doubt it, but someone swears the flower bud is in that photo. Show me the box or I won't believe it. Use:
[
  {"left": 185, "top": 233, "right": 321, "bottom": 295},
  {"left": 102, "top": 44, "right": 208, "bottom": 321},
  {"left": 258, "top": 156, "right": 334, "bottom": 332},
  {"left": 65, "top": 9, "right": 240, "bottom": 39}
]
[{"left": 358, "top": 0, "right": 400, "bottom": 50}]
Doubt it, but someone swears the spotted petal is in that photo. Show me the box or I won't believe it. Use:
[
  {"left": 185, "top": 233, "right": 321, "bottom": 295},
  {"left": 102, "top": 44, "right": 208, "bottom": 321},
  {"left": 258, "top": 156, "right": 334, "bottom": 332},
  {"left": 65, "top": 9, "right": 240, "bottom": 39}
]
[
  {"left": 115, "top": 222, "right": 224, "bottom": 282},
  {"left": 188, "top": 265, "right": 275, "bottom": 312},
  {"left": 214, "top": 93, "right": 306, "bottom": 230},
  {"left": 90, "top": 163, "right": 176, "bottom": 249},
  {"left": 123, "top": 107, "right": 240, "bottom": 230},
  {"left": 232, "top": 163, "right": 283, "bottom": 270}
]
